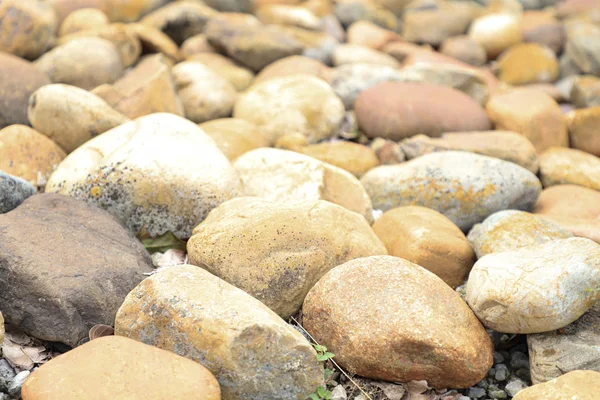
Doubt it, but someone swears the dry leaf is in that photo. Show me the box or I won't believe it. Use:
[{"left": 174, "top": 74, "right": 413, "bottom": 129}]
[
  {"left": 2, "top": 338, "right": 34, "bottom": 370},
  {"left": 5, "top": 330, "right": 33, "bottom": 346},
  {"left": 372, "top": 382, "right": 406, "bottom": 400},
  {"left": 89, "top": 324, "right": 115, "bottom": 340},
  {"left": 22, "top": 346, "right": 48, "bottom": 363}
]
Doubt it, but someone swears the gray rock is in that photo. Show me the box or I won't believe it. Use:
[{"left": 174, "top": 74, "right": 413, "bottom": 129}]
[
  {"left": 528, "top": 301, "right": 600, "bottom": 384},
  {"left": 331, "top": 385, "right": 348, "bottom": 400},
  {"left": 7, "top": 370, "right": 29, "bottom": 398},
  {"left": 468, "top": 386, "right": 486, "bottom": 398},
  {"left": 510, "top": 352, "right": 530, "bottom": 370},
  {"left": 487, "top": 385, "right": 507, "bottom": 399},
  {"left": 0, "top": 171, "right": 36, "bottom": 214},
  {"left": 494, "top": 364, "right": 509, "bottom": 381},
  {"left": 360, "top": 151, "right": 542, "bottom": 231},
  {"left": 493, "top": 352, "right": 505, "bottom": 364},
  {"left": 0, "top": 359, "right": 15, "bottom": 392},
  {"left": 505, "top": 378, "right": 528, "bottom": 397},
  {"left": 458, "top": 397, "right": 471, "bottom": 400}
]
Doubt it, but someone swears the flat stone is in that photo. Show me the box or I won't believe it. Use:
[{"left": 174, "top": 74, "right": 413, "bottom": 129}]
[
  {"left": 513, "top": 370, "right": 600, "bottom": 400},
  {"left": 0, "top": 171, "right": 36, "bottom": 214},
  {"left": 539, "top": 147, "right": 600, "bottom": 190},
  {"left": 521, "top": 11, "right": 564, "bottom": 54}
]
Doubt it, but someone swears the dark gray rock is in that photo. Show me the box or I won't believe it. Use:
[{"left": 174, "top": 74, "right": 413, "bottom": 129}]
[
  {"left": 0, "top": 171, "right": 35, "bottom": 214},
  {"left": 0, "top": 359, "right": 15, "bottom": 392}
]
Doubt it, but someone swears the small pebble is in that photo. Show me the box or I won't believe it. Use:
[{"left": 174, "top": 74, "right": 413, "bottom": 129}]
[
  {"left": 505, "top": 379, "right": 528, "bottom": 397},
  {"left": 510, "top": 351, "right": 530, "bottom": 369},
  {"left": 476, "top": 379, "right": 489, "bottom": 389},
  {"left": 468, "top": 387, "right": 486, "bottom": 398},
  {"left": 331, "top": 384, "right": 347, "bottom": 400},
  {"left": 487, "top": 384, "right": 507, "bottom": 399},
  {"left": 494, "top": 364, "right": 509, "bottom": 381},
  {"left": 0, "top": 360, "right": 15, "bottom": 392},
  {"left": 493, "top": 351, "right": 505, "bottom": 364},
  {"left": 7, "top": 370, "right": 30, "bottom": 398}
]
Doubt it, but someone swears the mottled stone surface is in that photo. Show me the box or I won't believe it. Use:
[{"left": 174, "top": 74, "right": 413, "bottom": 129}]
[
  {"left": 21, "top": 336, "right": 221, "bottom": 400},
  {"left": 0, "top": 172, "right": 36, "bottom": 214},
  {"left": 513, "top": 370, "right": 600, "bottom": 400},
  {"left": 187, "top": 197, "right": 387, "bottom": 318},
  {"left": 361, "top": 151, "right": 541, "bottom": 231},
  {"left": 539, "top": 147, "right": 600, "bottom": 190},
  {"left": 302, "top": 256, "right": 493, "bottom": 388},
  {"left": 0, "top": 193, "right": 153, "bottom": 347},
  {"left": 115, "top": 265, "right": 323, "bottom": 400},
  {"left": 467, "top": 237, "right": 600, "bottom": 334}
]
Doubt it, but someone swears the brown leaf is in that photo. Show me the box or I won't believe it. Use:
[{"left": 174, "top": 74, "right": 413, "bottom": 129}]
[{"left": 89, "top": 324, "right": 115, "bottom": 341}]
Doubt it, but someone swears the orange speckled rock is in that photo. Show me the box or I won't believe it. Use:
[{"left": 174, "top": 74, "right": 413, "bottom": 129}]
[
  {"left": 496, "top": 43, "right": 559, "bottom": 85},
  {"left": 372, "top": 206, "right": 475, "bottom": 287},
  {"left": 513, "top": 370, "right": 600, "bottom": 400},
  {"left": 187, "top": 197, "right": 387, "bottom": 318},
  {"left": 539, "top": 147, "right": 600, "bottom": 190},
  {"left": 360, "top": 151, "right": 541, "bottom": 231},
  {"left": 567, "top": 106, "right": 600, "bottom": 157},
  {"left": 467, "top": 210, "right": 573, "bottom": 258},
  {"left": 486, "top": 88, "right": 568, "bottom": 153},
  {"left": 59, "top": 8, "right": 109, "bottom": 37},
  {"left": 21, "top": 336, "right": 221, "bottom": 400},
  {"left": 467, "top": 237, "right": 600, "bottom": 333},
  {"left": 302, "top": 255, "right": 493, "bottom": 388},
  {"left": 0, "top": 125, "right": 66, "bottom": 187},
  {"left": 199, "top": 118, "right": 269, "bottom": 161}
]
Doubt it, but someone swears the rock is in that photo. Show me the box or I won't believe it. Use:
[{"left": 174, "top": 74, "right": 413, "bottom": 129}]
[
  {"left": 256, "top": 4, "right": 322, "bottom": 30},
  {"left": 559, "top": 52, "right": 582, "bottom": 79},
  {"left": 440, "top": 35, "right": 487, "bottom": 67},
  {"left": 347, "top": 20, "right": 399, "bottom": 50},
  {"left": 0, "top": 125, "right": 66, "bottom": 187},
  {"left": 35, "top": 37, "right": 124, "bottom": 91},
  {"left": 92, "top": 54, "right": 184, "bottom": 119},
  {"left": 0, "top": 0, "right": 57, "bottom": 60},
  {"left": 512, "top": 370, "right": 600, "bottom": 400},
  {"left": 467, "top": 210, "right": 573, "bottom": 258},
  {"left": 372, "top": 206, "right": 475, "bottom": 288},
  {"left": 234, "top": 147, "right": 373, "bottom": 221},
  {"left": 46, "top": 113, "right": 240, "bottom": 239},
  {"left": 45, "top": 0, "right": 103, "bottom": 24},
  {"left": 332, "top": 44, "right": 400, "bottom": 68},
  {"left": 328, "top": 63, "right": 403, "bottom": 109},
  {"left": 302, "top": 255, "right": 493, "bottom": 388},
  {"left": 496, "top": 43, "right": 559, "bottom": 85},
  {"left": 0, "top": 172, "right": 36, "bottom": 214},
  {"left": 355, "top": 82, "right": 490, "bottom": 141},
  {"left": 469, "top": 13, "right": 522, "bottom": 59},
  {"left": 205, "top": 19, "right": 304, "bottom": 72},
  {"left": 199, "top": 118, "right": 269, "bottom": 161},
  {"left": 8, "top": 371, "right": 30, "bottom": 398},
  {"left": 21, "top": 336, "right": 220, "bottom": 400},
  {"left": 115, "top": 265, "right": 324, "bottom": 400},
  {"left": 571, "top": 75, "right": 600, "bottom": 108},
  {"left": 565, "top": 22, "right": 600, "bottom": 76},
  {"left": 0, "top": 193, "right": 153, "bottom": 347},
  {"left": 528, "top": 302, "right": 600, "bottom": 384},
  {"left": 0, "top": 312, "right": 3, "bottom": 344},
  {"left": 466, "top": 237, "right": 600, "bottom": 334},
  {"left": 275, "top": 25, "right": 339, "bottom": 65},
  {"left": 203, "top": 0, "right": 253, "bottom": 13},
  {"left": 276, "top": 134, "right": 379, "bottom": 177},
  {"left": 252, "top": 55, "right": 330, "bottom": 86},
  {"left": 180, "top": 34, "right": 217, "bottom": 58},
  {"left": 330, "top": 385, "right": 347, "bottom": 400},
  {"left": 567, "top": 106, "right": 600, "bottom": 157},
  {"left": 334, "top": 1, "right": 398, "bottom": 31},
  {"left": 59, "top": 8, "right": 109, "bottom": 36},
  {"left": 360, "top": 151, "right": 542, "bottom": 231},
  {"left": 505, "top": 379, "right": 528, "bottom": 397},
  {"left": 126, "top": 23, "right": 180, "bottom": 63},
  {"left": 140, "top": 1, "right": 218, "bottom": 46},
  {"left": 521, "top": 11, "right": 565, "bottom": 54},
  {"left": 234, "top": 74, "right": 344, "bottom": 145},
  {"left": 187, "top": 197, "right": 386, "bottom": 317},
  {"left": 187, "top": 53, "right": 254, "bottom": 91},
  {"left": 0, "top": 53, "right": 51, "bottom": 129},
  {"left": 486, "top": 88, "right": 568, "bottom": 153},
  {"left": 102, "top": 0, "right": 171, "bottom": 23},
  {"left": 400, "top": 131, "right": 539, "bottom": 173},
  {"left": 402, "top": 4, "right": 477, "bottom": 46},
  {"left": 28, "top": 84, "right": 129, "bottom": 153},
  {"left": 172, "top": 61, "right": 236, "bottom": 124},
  {"left": 539, "top": 147, "right": 600, "bottom": 190}
]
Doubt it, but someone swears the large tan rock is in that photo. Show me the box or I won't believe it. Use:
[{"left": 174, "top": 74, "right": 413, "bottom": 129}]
[
  {"left": 372, "top": 206, "right": 475, "bottom": 288},
  {"left": 28, "top": 84, "right": 129, "bottom": 153},
  {"left": 0, "top": 125, "right": 66, "bottom": 187},
  {"left": 233, "top": 148, "right": 373, "bottom": 221},
  {"left": 46, "top": 113, "right": 241, "bottom": 239},
  {"left": 565, "top": 22, "right": 600, "bottom": 76},
  {"left": 187, "top": 53, "right": 254, "bottom": 91},
  {"left": 496, "top": 43, "right": 559, "bottom": 85},
  {"left": 486, "top": 88, "right": 569, "bottom": 153},
  {"left": 21, "top": 336, "right": 220, "bottom": 400},
  {"left": 199, "top": 118, "right": 269, "bottom": 161},
  {"left": 115, "top": 265, "right": 324, "bottom": 400},
  {"left": 513, "top": 370, "right": 600, "bottom": 400},
  {"left": 302, "top": 255, "right": 493, "bottom": 388},
  {"left": 539, "top": 147, "right": 600, "bottom": 190},
  {"left": 467, "top": 210, "right": 573, "bottom": 258},
  {"left": 467, "top": 237, "right": 600, "bottom": 334},
  {"left": 0, "top": 53, "right": 51, "bottom": 129},
  {"left": 234, "top": 74, "right": 344, "bottom": 145},
  {"left": 187, "top": 197, "right": 387, "bottom": 318},
  {"left": 469, "top": 13, "right": 522, "bottom": 59},
  {"left": 567, "top": 106, "right": 600, "bottom": 157},
  {"left": 400, "top": 131, "right": 539, "bottom": 173}
]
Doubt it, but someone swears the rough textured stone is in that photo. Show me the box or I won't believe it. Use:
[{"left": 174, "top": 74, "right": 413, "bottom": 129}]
[
  {"left": 539, "top": 147, "right": 600, "bottom": 190},
  {"left": 0, "top": 53, "right": 51, "bottom": 129},
  {"left": 361, "top": 151, "right": 541, "bottom": 231},
  {"left": 115, "top": 265, "right": 324, "bottom": 400},
  {"left": 440, "top": 35, "right": 486, "bottom": 67},
  {"left": 512, "top": 370, "right": 600, "bottom": 400},
  {"left": 0, "top": 172, "right": 36, "bottom": 214},
  {"left": 467, "top": 210, "right": 573, "bottom": 258},
  {"left": 469, "top": 13, "right": 522, "bottom": 59},
  {"left": 528, "top": 302, "right": 600, "bottom": 384},
  {"left": 0, "top": 193, "right": 153, "bottom": 347},
  {"left": 355, "top": 82, "right": 491, "bottom": 141},
  {"left": 28, "top": 84, "right": 129, "bottom": 153},
  {"left": 234, "top": 74, "right": 344, "bottom": 145},
  {"left": 46, "top": 113, "right": 240, "bottom": 239},
  {"left": 302, "top": 255, "right": 493, "bottom": 388},
  {"left": 187, "top": 53, "right": 255, "bottom": 92},
  {"left": 199, "top": 118, "right": 269, "bottom": 161},
  {"left": 567, "top": 106, "right": 600, "bottom": 157},
  {"left": 21, "top": 336, "right": 221, "bottom": 400},
  {"left": 466, "top": 237, "right": 600, "bottom": 334},
  {"left": 332, "top": 44, "right": 400, "bottom": 68},
  {"left": 187, "top": 197, "right": 387, "bottom": 318},
  {"left": 372, "top": 206, "right": 475, "bottom": 288},
  {"left": 496, "top": 43, "right": 559, "bottom": 85},
  {"left": 59, "top": 8, "right": 109, "bottom": 36},
  {"left": 0, "top": 125, "right": 66, "bottom": 187},
  {"left": 234, "top": 148, "right": 373, "bottom": 221},
  {"left": 486, "top": 88, "right": 568, "bottom": 153},
  {"left": 400, "top": 131, "right": 539, "bottom": 173}
]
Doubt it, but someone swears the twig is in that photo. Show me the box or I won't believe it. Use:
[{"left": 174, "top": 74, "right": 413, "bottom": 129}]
[{"left": 289, "top": 316, "right": 373, "bottom": 400}]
